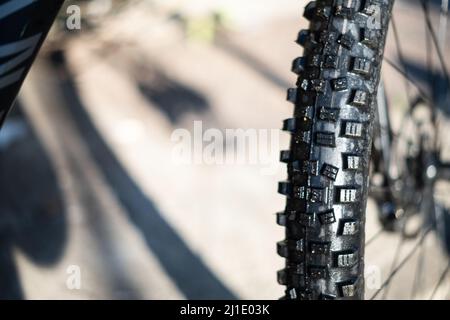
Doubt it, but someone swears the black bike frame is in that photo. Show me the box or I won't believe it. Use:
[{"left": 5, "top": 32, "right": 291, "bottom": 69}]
[{"left": 0, "top": 0, "right": 64, "bottom": 127}]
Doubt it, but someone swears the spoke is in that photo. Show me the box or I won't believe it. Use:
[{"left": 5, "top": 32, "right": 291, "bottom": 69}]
[
  {"left": 420, "top": 0, "right": 450, "bottom": 91},
  {"left": 411, "top": 188, "right": 438, "bottom": 299},
  {"left": 384, "top": 57, "right": 432, "bottom": 104},
  {"left": 425, "top": 0, "right": 434, "bottom": 99},
  {"left": 365, "top": 228, "right": 384, "bottom": 247},
  {"left": 380, "top": 224, "right": 407, "bottom": 299},
  {"left": 370, "top": 226, "right": 433, "bottom": 300},
  {"left": 429, "top": 261, "right": 450, "bottom": 300},
  {"left": 439, "top": 0, "right": 449, "bottom": 52},
  {"left": 391, "top": 15, "right": 414, "bottom": 109},
  {"left": 410, "top": 227, "right": 427, "bottom": 299}
]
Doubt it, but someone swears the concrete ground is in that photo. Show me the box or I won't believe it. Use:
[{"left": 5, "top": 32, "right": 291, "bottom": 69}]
[{"left": 0, "top": 0, "right": 448, "bottom": 299}]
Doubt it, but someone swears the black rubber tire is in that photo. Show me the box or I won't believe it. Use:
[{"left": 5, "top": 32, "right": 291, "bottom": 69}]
[{"left": 278, "top": 0, "right": 394, "bottom": 300}]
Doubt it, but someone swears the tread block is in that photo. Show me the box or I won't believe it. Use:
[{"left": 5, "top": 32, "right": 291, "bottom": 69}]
[
  {"left": 337, "top": 188, "right": 358, "bottom": 203},
  {"left": 323, "top": 54, "right": 339, "bottom": 69},
  {"left": 277, "top": 240, "right": 289, "bottom": 258},
  {"left": 292, "top": 57, "right": 306, "bottom": 74},
  {"left": 359, "top": 0, "right": 377, "bottom": 15},
  {"left": 337, "top": 279, "right": 358, "bottom": 297},
  {"left": 316, "top": 5, "right": 332, "bottom": 20},
  {"left": 309, "top": 241, "right": 331, "bottom": 254},
  {"left": 303, "top": 1, "right": 318, "bottom": 20},
  {"left": 278, "top": 181, "right": 292, "bottom": 196},
  {"left": 304, "top": 68, "right": 321, "bottom": 80},
  {"left": 286, "top": 262, "right": 305, "bottom": 274},
  {"left": 318, "top": 106, "right": 339, "bottom": 122},
  {"left": 297, "top": 91, "right": 316, "bottom": 106},
  {"left": 349, "top": 89, "right": 369, "bottom": 107},
  {"left": 342, "top": 121, "right": 364, "bottom": 138},
  {"left": 338, "top": 33, "right": 355, "bottom": 50},
  {"left": 361, "top": 28, "right": 381, "bottom": 49},
  {"left": 276, "top": 211, "right": 287, "bottom": 226},
  {"left": 304, "top": 2, "right": 331, "bottom": 21},
  {"left": 298, "top": 212, "right": 317, "bottom": 227},
  {"left": 292, "top": 159, "right": 319, "bottom": 175},
  {"left": 278, "top": 265, "right": 305, "bottom": 287},
  {"left": 298, "top": 78, "right": 309, "bottom": 91},
  {"left": 315, "top": 132, "right": 336, "bottom": 147},
  {"left": 309, "top": 187, "right": 327, "bottom": 203},
  {"left": 320, "top": 31, "right": 339, "bottom": 55},
  {"left": 277, "top": 269, "right": 287, "bottom": 285},
  {"left": 294, "top": 186, "right": 329, "bottom": 204},
  {"left": 296, "top": 29, "right": 311, "bottom": 46},
  {"left": 334, "top": 6, "right": 355, "bottom": 19},
  {"left": 283, "top": 118, "right": 311, "bottom": 132},
  {"left": 296, "top": 239, "right": 305, "bottom": 252},
  {"left": 286, "top": 88, "right": 298, "bottom": 104},
  {"left": 338, "top": 219, "right": 359, "bottom": 236},
  {"left": 333, "top": 250, "right": 358, "bottom": 267},
  {"left": 351, "top": 57, "right": 372, "bottom": 76},
  {"left": 321, "top": 163, "right": 339, "bottom": 180},
  {"left": 305, "top": 68, "right": 321, "bottom": 80},
  {"left": 277, "top": 239, "right": 305, "bottom": 258},
  {"left": 294, "top": 131, "right": 312, "bottom": 144},
  {"left": 308, "top": 54, "right": 322, "bottom": 67},
  {"left": 287, "top": 288, "right": 313, "bottom": 300},
  {"left": 331, "top": 77, "right": 348, "bottom": 91},
  {"left": 309, "top": 265, "right": 328, "bottom": 279},
  {"left": 295, "top": 105, "right": 314, "bottom": 120},
  {"left": 286, "top": 289, "right": 297, "bottom": 300},
  {"left": 343, "top": 154, "right": 362, "bottom": 170},
  {"left": 280, "top": 150, "right": 291, "bottom": 163},
  {"left": 317, "top": 209, "right": 336, "bottom": 225},
  {"left": 310, "top": 79, "right": 326, "bottom": 92},
  {"left": 283, "top": 118, "right": 297, "bottom": 132},
  {"left": 287, "top": 263, "right": 305, "bottom": 275},
  {"left": 334, "top": 0, "right": 356, "bottom": 18},
  {"left": 320, "top": 30, "right": 338, "bottom": 44},
  {"left": 294, "top": 186, "right": 310, "bottom": 201}
]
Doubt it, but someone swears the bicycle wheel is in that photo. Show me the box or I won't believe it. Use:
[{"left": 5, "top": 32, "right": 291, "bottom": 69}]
[{"left": 277, "top": 0, "right": 394, "bottom": 299}]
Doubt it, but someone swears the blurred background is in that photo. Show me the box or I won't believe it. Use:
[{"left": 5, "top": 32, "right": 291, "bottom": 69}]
[{"left": 0, "top": 0, "right": 449, "bottom": 299}]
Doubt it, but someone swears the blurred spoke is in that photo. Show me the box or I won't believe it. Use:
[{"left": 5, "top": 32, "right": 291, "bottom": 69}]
[
  {"left": 370, "top": 226, "right": 433, "bottom": 300},
  {"left": 439, "top": 0, "right": 449, "bottom": 52},
  {"left": 391, "top": 16, "right": 414, "bottom": 109},
  {"left": 365, "top": 228, "right": 384, "bottom": 247},
  {"left": 429, "top": 261, "right": 450, "bottom": 300},
  {"left": 425, "top": 7, "right": 434, "bottom": 101},
  {"left": 380, "top": 224, "right": 407, "bottom": 299},
  {"left": 384, "top": 57, "right": 432, "bottom": 104},
  {"left": 420, "top": 0, "right": 450, "bottom": 91},
  {"left": 410, "top": 228, "right": 427, "bottom": 299}
]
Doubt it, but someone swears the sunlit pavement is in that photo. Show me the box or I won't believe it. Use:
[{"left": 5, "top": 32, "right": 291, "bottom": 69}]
[{"left": 1, "top": 0, "right": 448, "bottom": 299}]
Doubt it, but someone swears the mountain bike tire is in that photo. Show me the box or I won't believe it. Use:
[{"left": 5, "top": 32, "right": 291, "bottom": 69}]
[{"left": 278, "top": 0, "right": 394, "bottom": 300}]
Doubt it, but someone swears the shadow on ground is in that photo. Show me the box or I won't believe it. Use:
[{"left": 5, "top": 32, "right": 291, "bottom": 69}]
[
  {"left": 216, "top": 35, "right": 291, "bottom": 90},
  {"left": 401, "top": 58, "right": 450, "bottom": 116},
  {"left": 137, "top": 67, "right": 211, "bottom": 124},
  {"left": 48, "top": 50, "right": 236, "bottom": 299},
  {"left": 0, "top": 105, "right": 67, "bottom": 299}
]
